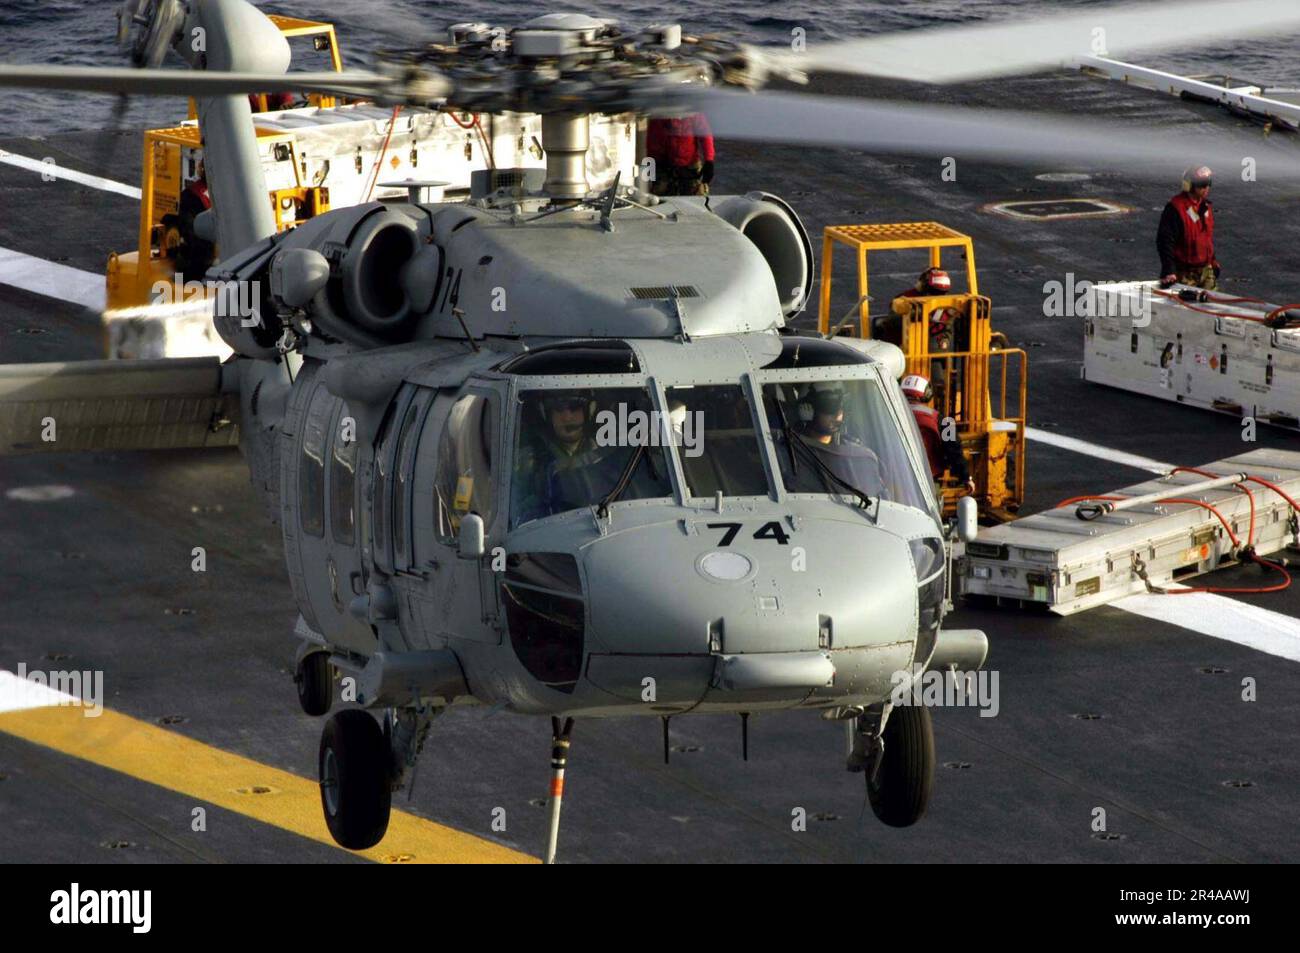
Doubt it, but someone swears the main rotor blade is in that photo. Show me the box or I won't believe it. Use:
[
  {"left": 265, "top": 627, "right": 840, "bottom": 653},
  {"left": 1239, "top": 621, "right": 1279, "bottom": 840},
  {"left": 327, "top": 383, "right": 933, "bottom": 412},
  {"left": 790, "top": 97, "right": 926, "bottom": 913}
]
[
  {"left": 0, "top": 65, "right": 402, "bottom": 100},
  {"left": 694, "top": 88, "right": 1300, "bottom": 179},
  {"left": 788, "top": 0, "right": 1300, "bottom": 85}
]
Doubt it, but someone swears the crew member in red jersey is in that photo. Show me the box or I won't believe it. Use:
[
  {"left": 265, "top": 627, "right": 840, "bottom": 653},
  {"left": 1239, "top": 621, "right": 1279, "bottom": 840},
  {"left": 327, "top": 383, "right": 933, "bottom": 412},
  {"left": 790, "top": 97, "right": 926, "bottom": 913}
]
[
  {"left": 902, "top": 374, "right": 973, "bottom": 493},
  {"left": 1158, "top": 165, "right": 1218, "bottom": 290},
  {"left": 645, "top": 114, "right": 715, "bottom": 196}
]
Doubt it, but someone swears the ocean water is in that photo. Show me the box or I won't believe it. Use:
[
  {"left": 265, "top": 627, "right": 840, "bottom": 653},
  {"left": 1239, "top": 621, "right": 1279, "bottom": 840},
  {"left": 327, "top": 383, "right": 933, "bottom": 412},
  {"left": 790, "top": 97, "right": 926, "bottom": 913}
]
[{"left": 1, "top": 0, "right": 1298, "bottom": 139}]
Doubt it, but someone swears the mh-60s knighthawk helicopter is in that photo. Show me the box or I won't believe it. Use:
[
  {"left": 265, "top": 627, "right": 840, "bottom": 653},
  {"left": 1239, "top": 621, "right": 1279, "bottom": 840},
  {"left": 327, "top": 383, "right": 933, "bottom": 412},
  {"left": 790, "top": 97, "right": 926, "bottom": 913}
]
[{"left": 3, "top": 0, "right": 1298, "bottom": 861}]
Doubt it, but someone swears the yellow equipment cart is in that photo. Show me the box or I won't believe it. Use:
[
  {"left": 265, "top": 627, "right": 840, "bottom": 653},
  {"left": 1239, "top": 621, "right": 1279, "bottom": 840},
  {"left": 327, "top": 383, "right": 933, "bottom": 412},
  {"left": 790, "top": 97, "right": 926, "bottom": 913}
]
[
  {"left": 106, "top": 15, "right": 347, "bottom": 316},
  {"left": 817, "top": 221, "right": 1027, "bottom": 521}
]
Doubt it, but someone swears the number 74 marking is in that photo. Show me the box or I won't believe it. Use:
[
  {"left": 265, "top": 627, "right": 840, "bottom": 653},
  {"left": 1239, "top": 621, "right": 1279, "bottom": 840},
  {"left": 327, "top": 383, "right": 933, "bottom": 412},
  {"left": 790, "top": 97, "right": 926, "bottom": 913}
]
[{"left": 706, "top": 521, "right": 790, "bottom": 546}]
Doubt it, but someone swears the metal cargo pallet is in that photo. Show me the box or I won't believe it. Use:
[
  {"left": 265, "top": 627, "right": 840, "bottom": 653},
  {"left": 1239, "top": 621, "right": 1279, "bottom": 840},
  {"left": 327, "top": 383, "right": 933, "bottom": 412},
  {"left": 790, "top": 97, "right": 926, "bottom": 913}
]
[{"left": 958, "top": 449, "right": 1300, "bottom": 615}]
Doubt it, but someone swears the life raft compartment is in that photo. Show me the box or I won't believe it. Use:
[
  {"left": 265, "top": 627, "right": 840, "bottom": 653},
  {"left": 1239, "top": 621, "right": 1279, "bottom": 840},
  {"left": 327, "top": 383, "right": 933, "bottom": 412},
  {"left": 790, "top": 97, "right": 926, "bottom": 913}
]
[{"left": 958, "top": 449, "right": 1300, "bottom": 615}]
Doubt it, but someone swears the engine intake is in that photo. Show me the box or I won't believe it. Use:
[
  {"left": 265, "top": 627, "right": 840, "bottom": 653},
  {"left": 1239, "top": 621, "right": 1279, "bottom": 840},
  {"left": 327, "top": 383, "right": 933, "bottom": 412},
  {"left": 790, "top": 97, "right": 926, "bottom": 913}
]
[
  {"left": 712, "top": 192, "right": 814, "bottom": 318},
  {"left": 270, "top": 203, "right": 434, "bottom": 346}
]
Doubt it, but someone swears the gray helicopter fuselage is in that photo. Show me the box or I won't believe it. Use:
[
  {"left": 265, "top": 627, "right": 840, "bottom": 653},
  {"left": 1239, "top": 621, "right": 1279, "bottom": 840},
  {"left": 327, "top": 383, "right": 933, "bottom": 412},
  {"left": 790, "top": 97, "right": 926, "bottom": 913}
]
[{"left": 256, "top": 202, "right": 944, "bottom": 715}]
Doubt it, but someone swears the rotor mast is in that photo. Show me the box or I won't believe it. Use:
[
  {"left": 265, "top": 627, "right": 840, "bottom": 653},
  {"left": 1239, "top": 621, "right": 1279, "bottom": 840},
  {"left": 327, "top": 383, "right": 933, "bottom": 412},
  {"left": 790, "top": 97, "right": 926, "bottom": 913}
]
[{"left": 540, "top": 114, "right": 591, "bottom": 201}]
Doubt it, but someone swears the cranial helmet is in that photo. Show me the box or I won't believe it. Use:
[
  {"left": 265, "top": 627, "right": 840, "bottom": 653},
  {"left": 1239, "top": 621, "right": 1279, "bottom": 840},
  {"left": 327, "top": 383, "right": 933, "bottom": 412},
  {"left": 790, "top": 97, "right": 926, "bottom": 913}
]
[
  {"left": 919, "top": 267, "right": 952, "bottom": 294},
  {"left": 900, "top": 374, "right": 933, "bottom": 403},
  {"left": 1182, "top": 165, "right": 1213, "bottom": 191}
]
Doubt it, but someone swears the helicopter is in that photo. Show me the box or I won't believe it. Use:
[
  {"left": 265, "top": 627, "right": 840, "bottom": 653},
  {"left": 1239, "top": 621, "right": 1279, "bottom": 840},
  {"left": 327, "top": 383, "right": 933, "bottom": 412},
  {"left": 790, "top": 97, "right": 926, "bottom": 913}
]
[{"left": 2, "top": 0, "right": 1299, "bottom": 862}]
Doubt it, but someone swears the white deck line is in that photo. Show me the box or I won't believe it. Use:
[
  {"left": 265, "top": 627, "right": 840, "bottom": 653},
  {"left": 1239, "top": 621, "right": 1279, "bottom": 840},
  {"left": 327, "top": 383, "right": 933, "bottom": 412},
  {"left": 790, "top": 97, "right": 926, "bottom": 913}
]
[
  {"left": 1025, "top": 426, "right": 1173, "bottom": 474},
  {"left": 0, "top": 148, "right": 141, "bottom": 199},
  {"left": 0, "top": 245, "right": 105, "bottom": 311},
  {"left": 1114, "top": 589, "right": 1300, "bottom": 664}
]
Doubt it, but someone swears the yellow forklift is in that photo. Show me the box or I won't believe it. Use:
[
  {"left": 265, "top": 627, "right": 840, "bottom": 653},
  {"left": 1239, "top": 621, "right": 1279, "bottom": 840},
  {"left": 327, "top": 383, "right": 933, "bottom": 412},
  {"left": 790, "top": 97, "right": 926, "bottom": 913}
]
[
  {"left": 106, "top": 16, "right": 344, "bottom": 314},
  {"left": 817, "top": 222, "right": 1027, "bottom": 521}
]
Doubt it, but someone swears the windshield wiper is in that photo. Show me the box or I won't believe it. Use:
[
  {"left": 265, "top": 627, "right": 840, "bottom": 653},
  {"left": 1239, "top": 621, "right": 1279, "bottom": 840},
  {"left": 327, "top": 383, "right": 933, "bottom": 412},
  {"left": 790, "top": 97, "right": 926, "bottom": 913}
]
[
  {"left": 783, "top": 425, "right": 875, "bottom": 511},
  {"left": 595, "top": 444, "right": 646, "bottom": 519}
]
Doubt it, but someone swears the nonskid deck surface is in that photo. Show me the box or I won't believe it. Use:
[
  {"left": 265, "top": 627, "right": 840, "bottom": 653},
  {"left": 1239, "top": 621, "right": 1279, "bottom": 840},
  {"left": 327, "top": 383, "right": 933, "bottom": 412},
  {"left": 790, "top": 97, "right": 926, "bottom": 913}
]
[{"left": 1, "top": 69, "right": 1298, "bottom": 863}]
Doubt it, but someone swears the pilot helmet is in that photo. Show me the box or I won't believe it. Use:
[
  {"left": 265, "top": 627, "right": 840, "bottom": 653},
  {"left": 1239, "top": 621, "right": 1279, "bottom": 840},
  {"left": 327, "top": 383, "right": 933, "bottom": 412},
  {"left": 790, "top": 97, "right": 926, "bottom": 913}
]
[
  {"left": 799, "top": 381, "right": 846, "bottom": 423},
  {"left": 540, "top": 390, "right": 594, "bottom": 419}
]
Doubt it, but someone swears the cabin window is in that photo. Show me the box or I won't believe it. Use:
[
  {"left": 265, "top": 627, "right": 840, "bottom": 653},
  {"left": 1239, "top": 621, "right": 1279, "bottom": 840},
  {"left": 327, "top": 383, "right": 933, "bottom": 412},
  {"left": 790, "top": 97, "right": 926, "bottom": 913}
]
[
  {"left": 665, "top": 384, "right": 769, "bottom": 498},
  {"left": 436, "top": 393, "right": 498, "bottom": 543},
  {"left": 329, "top": 403, "right": 358, "bottom": 546},
  {"left": 498, "top": 341, "right": 640, "bottom": 375},
  {"left": 763, "top": 335, "right": 872, "bottom": 368},
  {"left": 299, "top": 385, "right": 333, "bottom": 538},
  {"left": 373, "top": 405, "right": 393, "bottom": 559},
  {"left": 393, "top": 392, "right": 430, "bottom": 563}
]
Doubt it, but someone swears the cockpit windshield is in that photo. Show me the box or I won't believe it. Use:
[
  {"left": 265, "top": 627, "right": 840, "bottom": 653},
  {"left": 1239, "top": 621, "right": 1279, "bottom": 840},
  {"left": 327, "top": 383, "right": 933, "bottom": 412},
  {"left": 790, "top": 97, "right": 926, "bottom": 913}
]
[
  {"left": 665, "top": 384, "right": 769, "bottom": 498},
  {"left": 510, "top": 387, "right": 673, "bottom": 529},
  {"left": 761, "top": 378, "right": 931, "bottom": 512}
]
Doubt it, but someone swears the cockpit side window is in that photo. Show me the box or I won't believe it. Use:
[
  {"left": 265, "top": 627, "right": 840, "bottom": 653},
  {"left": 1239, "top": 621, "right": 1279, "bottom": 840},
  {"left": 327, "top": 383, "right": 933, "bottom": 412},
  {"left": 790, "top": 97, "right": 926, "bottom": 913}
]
[
  {"left": 762, "top": 378, "right": 930, "bottom": 512},
  {"left": 665, "top": 384, "right": 769, "bottom": 498},
  {"left": 510, "top": 386, "right": 672, "bottom": 530},
  {"left": 436, "top": 393, "right": 498, "bottom": 543}
]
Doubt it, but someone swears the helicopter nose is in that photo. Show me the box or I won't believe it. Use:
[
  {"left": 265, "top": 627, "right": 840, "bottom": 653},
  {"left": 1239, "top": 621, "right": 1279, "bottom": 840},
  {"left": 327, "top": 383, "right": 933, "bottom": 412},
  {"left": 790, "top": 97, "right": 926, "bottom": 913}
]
[{"left": 582, "top": 517, "right": 917, "bottom": 656}]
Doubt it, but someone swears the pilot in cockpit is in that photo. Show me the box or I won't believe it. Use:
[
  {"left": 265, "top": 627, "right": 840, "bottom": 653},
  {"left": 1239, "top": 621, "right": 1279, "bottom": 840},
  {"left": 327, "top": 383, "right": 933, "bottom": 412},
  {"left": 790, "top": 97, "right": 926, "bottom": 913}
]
[
  {"left": 779, "top": 381, "right": 887, "bottom": 501},
  {"left": 513, "top": 391, "right": 600, "bottom": 523}
]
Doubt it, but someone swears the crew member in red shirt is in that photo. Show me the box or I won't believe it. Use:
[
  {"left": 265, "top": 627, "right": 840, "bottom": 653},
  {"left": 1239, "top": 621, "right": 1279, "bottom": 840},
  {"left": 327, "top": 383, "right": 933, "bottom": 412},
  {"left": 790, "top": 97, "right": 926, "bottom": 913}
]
[
  {"left": 902, "top": 374, "right": 973, "bottom": 493},
  {"left": 166, "top": 159, "right": 215, "bottom": 276},
  {"left": 1158, "top": 165, "right": 1218, "bottom": 290},
  {"left": 249, "top": 92, "right": 297, "bottom": 112},
  {"left": 645, "top": 114, "right": 715, "bottom": 196}
]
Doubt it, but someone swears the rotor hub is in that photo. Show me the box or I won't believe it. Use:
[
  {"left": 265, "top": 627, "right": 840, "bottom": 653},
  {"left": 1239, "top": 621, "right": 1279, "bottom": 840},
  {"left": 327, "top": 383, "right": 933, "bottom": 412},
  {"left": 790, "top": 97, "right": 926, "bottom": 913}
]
[{"left": 376, "top": 17, "right": 795, "bottom": 117}]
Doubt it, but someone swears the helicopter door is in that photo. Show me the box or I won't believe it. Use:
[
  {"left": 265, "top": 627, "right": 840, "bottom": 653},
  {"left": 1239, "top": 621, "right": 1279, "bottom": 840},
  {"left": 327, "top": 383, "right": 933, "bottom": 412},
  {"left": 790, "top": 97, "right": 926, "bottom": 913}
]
[
  {"left": 427, "top": 387, "right": 504, "bottom": 646},
  {"left": 371, "top": 386, "right": 418, "bottom": 577}
]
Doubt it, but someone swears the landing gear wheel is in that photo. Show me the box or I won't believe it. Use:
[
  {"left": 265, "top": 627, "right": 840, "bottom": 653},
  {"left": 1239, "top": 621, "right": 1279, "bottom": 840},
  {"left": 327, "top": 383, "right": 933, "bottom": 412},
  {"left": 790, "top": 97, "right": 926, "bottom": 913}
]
[
  {"left": 318, "top": 710, "right": 392, "bottom": 850},
  {"left": 867, "top": 705, "right": 935, "bottom": 827},
  {"left": 295, "top": 652, "right": 333, "bottom": 716}
]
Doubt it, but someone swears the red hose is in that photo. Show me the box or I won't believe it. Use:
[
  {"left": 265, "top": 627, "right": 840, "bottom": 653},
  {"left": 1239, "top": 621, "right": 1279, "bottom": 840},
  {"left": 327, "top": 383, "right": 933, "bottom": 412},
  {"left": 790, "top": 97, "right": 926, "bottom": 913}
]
[
  {"left": 1152, "top": 289, "right": 1300, "bottom": 328},
  {"left": 1055, "top": 478, "right": 1294, "bottom": 595}
]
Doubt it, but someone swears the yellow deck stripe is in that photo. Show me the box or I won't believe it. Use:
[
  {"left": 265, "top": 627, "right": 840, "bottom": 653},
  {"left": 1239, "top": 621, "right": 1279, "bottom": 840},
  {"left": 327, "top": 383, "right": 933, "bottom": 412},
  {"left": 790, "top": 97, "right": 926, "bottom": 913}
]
[{"left": 0, "top": 706, "right": 536, "bottom": 864}]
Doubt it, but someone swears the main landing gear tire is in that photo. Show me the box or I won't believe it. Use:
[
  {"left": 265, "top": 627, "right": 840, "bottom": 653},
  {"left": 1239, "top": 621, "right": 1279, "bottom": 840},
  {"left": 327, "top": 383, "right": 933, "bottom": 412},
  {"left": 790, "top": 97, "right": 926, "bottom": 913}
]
[
  {"left": 867, "top": 705, "right": 935, "bottom": 828},
  {"left": 319, "top": 709, "right": 392, "bottom": 850},
  {"left": 296, "top": 652, "right": 333, "bottom": 716}
]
